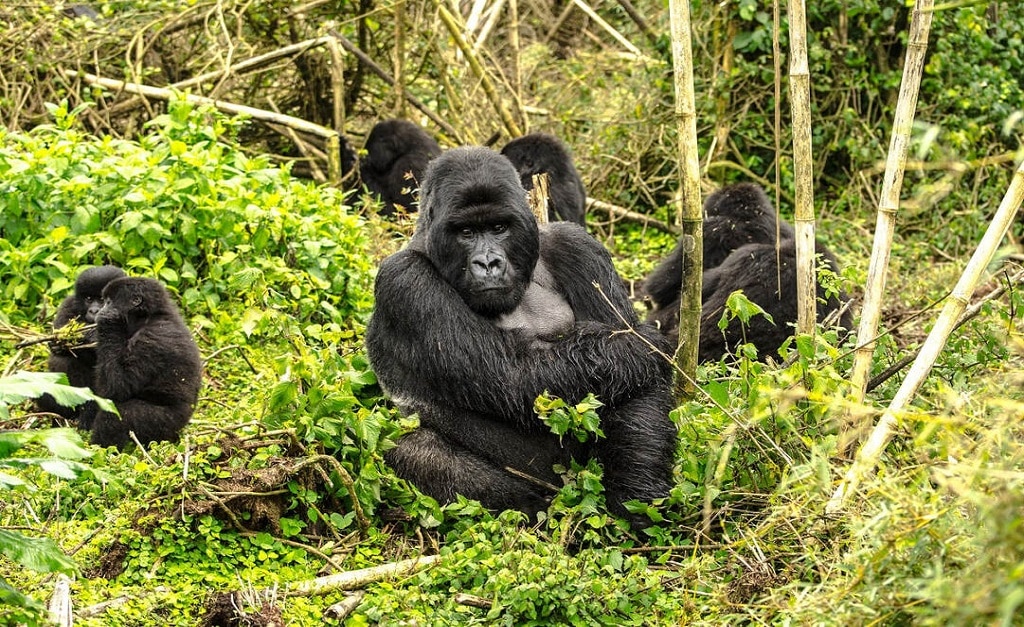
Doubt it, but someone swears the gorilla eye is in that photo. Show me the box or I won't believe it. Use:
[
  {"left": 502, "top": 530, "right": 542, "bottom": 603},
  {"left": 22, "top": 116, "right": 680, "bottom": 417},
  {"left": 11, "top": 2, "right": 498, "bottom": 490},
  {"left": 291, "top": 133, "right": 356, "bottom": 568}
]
[
  {"left": 458, "top": 227, "right": 474, "bottom": 239},
  {"left": 492, "top": 223, "right": 508, "bottom": 234}
]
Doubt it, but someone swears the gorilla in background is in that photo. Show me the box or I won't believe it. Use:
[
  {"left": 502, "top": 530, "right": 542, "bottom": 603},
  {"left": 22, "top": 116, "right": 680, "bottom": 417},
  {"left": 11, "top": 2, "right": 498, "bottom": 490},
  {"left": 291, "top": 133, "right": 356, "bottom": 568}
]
[
  {"left": 500, "top": 133, "right": 588, "bottom": 225},
  {"left": 78, "top": 277, "right": 203, "bottom": 449},
  {"left": 642, "top": 183, "right": 794, "bottom": 314},
  {"left": 37, "top": 265, "right": 127, "bottom": 420},
  {"left": 697, "top": 239, "right": 852, "bottom": 361},
  {"left": 365, "top": 146, "right": 677, "bottom": 524},
  {"left": 641, "top": 182, "right": 852, "bottom": 361},
  {"left": 360, "top": 119, "right": 442, "bottom": 215}
]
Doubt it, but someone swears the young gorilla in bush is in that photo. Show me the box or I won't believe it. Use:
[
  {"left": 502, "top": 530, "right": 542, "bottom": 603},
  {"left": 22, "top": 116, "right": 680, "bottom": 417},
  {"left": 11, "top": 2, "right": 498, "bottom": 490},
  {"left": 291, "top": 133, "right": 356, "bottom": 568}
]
[
  {"left": 366, "top": 147, "right": 677, "bottom": 524},
  {"left": 37, "top": 265, "right": 127, "bottom": 420},
  {"left": 641, "top": 182, "right": 852, "bottom": 361},
  {"left": 500, "top": 133, "right": 588, "bottom": 226},
  {"left": 360, "top": 119, "right": 442, "bottom": 215},
  {"left": 78, "top": 277, "right": 203, "bottom": 448}
]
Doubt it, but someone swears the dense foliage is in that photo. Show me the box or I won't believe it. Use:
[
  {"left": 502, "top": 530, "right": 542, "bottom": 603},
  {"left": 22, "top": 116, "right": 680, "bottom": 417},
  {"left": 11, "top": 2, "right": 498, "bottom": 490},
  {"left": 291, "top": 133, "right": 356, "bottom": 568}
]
[{"left": 0, "top": 0, "right": 1022, "bottom": 625}]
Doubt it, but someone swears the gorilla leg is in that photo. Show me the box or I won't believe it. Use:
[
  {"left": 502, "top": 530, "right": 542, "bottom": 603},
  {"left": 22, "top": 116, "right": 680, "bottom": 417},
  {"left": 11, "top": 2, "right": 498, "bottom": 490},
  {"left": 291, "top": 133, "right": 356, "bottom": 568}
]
[
  {"left": 386, "top": 428, "right": 555, "bottom": 517},
  {"left": 594, "top": 387, "right": 677, "bottom": 517},
  {"left": 89, "top": 400, "right": 192, "bottom": 448},
  {"left": 414, "top": 404, "right": 571, "bottom": 487}
]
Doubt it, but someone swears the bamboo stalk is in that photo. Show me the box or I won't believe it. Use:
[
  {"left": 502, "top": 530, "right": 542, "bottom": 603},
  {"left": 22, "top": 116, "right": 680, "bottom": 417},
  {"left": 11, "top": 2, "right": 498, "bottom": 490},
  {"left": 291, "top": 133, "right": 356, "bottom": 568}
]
[
  {"left": 433, "top": 1, "right": 522, "bottom": 138},
  {"left": 667, "top": 0, "right": 702, "bottom": 400},
  {"left": 848, "top": 0, "right": 936, "bottom": 406},
  {"left": 393, "top": 0, "right": 407, "bottom": 115},
  {"left": 827, "top": 156, "right": 1024, "bottom": 514},
  {"left": 787, "top": 0, "right": 816, "bottom": 336}
]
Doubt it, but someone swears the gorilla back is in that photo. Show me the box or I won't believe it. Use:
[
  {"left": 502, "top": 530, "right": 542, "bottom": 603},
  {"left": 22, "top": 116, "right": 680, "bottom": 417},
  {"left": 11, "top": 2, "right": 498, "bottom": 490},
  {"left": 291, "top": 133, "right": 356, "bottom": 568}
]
[
  {"left": 366, "top": 146, "right": 677, "bottom": 524},
  {"left": 85, "top": 277, "right": 203, "bottom": 449}
]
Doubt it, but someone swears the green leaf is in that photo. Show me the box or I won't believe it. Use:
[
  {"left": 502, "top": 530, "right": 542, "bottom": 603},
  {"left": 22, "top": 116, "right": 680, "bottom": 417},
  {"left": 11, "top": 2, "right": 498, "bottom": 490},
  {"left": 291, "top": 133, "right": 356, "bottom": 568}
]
[{"left": 0, "top": 529, "right": 77, "bottom": 575}]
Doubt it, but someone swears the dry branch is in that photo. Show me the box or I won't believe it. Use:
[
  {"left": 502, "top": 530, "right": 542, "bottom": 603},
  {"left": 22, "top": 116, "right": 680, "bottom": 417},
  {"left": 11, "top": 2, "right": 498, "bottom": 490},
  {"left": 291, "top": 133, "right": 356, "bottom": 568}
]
[
  {"left": 585, "top": 198, "right": 680, "bottom": 234},
  {"left": 327, "top": 28, "right": 461, "bottom": 140},
  {"left": 827, "top": 155, "right": 1024, "bottom": 514},
  {"left": 105, "top": 36, "right": 335, "bottom": 117},
  {"left": 67, "top": 70, "right": 343, "bottom": 183},
  {"left": 433, "top": 1, "right": 522, "bottom": 138},
  {"left": 284, "top": 555, "right": 442, "bottom": 596}
]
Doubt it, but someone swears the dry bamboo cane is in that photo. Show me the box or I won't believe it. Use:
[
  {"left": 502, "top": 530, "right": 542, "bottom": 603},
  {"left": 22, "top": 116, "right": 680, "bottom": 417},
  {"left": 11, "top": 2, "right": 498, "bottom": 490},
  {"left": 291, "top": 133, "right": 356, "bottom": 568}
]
[
  {"left": 787, "top": 0, "right": 817, "bottom": 336},
  {"left": 826, "top": 156, "right": 1024, "bottom": 514},
  {"left": 433, "top": 1, "right": 523, "bottom": 138},
  {"left": 848, "top": 0, "right": 935, "bottom": 406},
  {"left": 667, "top": 0, "right": 703, "bottom": 400}
]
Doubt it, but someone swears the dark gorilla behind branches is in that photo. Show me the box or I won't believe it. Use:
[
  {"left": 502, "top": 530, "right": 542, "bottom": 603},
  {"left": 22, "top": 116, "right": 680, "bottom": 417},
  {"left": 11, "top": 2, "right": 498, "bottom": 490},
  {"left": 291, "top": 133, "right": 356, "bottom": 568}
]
[
  {"left": 698, "top": 239, "right": 852, "bottom": 361},
  {"left": 360, "top": 119, "right": 442, "bottom": 215},
  {"left": 37, "top": 265, "right": 127, "bottom": 420},
  {"left": 366, "top": 146, "right": 676, "bottom": 524},
  {"left": 641, "top": 182, "right": 852, "bottom": 360},
  {"left": 642, "top": 182, "right": 794, "bottom": 314},
  {"left": 500, "top": 133, "right": 587, "bottom": 225},
  {"left": 80, "top": 277, "right": 203, "bottom": 449}
]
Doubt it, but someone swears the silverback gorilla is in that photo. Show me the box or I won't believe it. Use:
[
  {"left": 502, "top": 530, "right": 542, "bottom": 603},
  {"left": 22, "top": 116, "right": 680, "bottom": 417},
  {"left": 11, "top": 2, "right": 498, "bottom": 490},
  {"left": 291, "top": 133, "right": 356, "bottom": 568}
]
[
  {"left": 642, "top": 182, "right": 852, "bottom": 360},
  {"left": 79, "top": 277, "right": 203, "bottom": 448},
  {"left": 360, "top": 119, "right": 442, "bottom": 215},
  {"left": 366, "top": 147, "right": 677, "bottom": 524},
  {"left": 37, "top": 265, "right": 127, "bottom": 420},
  {"left": 500, "top": 133, "right": 587, "bottom": 225}
]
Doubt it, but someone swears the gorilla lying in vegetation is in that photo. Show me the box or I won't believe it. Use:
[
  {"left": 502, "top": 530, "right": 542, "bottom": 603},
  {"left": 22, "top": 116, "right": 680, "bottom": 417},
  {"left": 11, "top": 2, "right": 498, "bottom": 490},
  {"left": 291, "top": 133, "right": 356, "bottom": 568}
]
[
  {"left": 642, "top": 182, "right": 851, "bottom": 361},
  {"left": 78, "top": 277, "right": 203, "bottom": 448},
  {"left": 500, "top": 133, "right": 587, "bottom": 225},
  {"left": 360, "top": 119, "right": 442, "bottom": 215},
  {"left": 37, "top": 265, "right": 127, "bottom": 420},
  {"left": 366, "top": 147, "right": 677, "bottom": 523}
]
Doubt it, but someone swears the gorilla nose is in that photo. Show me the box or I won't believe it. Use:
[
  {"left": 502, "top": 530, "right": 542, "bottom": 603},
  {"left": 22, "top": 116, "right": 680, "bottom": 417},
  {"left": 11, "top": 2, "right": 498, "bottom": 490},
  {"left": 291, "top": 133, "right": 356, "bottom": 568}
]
[{"left": 470, "top": 254, "right": 506, "bottom": 279}]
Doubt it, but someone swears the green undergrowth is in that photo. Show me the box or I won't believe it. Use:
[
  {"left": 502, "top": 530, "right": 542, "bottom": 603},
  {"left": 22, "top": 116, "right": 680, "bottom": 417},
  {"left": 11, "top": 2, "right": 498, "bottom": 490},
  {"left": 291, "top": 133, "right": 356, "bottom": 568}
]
[{"left": 1, "top": 103, "right": 1022, "bottom": 626}]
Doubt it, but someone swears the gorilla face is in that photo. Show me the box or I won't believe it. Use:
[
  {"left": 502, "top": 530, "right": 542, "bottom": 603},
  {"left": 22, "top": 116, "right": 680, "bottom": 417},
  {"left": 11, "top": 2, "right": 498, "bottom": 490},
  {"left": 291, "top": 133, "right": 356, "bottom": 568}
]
[
  {"left": 418, "top": 147, "right": 540, "bottom": 317},
  {"left": 73, "top": 266, "right": 127, "bottom": 323}
]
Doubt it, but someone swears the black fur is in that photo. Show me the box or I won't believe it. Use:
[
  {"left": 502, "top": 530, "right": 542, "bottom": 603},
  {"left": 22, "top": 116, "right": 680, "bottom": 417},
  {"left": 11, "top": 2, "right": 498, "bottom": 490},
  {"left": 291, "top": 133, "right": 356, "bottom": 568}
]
[
  {"left": 642, "top": 183, "right": 794, "bottom": 311},
  {"left": 360, "top": 119, "right": 442, "bottom": 215},
  {"left": 500, "top": 133, "right": 587, "bottom": 225},
  {"left": 697, "top": 240, "right": 853, "bottom": 361},
  {"left": 82, "top": 278, "right": 203, "bottom": 449},
  {"left": 366, "top": 146, "right": 676, "bottom": 523},
  {"left": 37, "top": 265, "right": 127, "bottom": 420},
  {"left": 641, "top": 182, "right": 852, "bottom": 361}
]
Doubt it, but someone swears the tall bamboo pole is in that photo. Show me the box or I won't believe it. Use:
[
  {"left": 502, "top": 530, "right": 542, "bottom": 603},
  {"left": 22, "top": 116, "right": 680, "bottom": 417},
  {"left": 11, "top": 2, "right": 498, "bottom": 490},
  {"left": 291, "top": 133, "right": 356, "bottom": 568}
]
[
  {"left": 788, "top": 0, "right": 816, "bottom": 336},
  {"left": 667, "top": 0, "right": 702, "bottom": 400},
  {"left": 847, "top": 0, "right": 935, "bottom": 406},
  {"left": 827, "top": 156, "right": 1024, "bottom": 514}
]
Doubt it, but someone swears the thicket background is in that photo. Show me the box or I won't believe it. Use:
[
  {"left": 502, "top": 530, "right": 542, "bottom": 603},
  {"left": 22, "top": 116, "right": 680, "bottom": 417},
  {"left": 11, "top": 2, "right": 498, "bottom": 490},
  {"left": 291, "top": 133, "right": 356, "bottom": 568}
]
[{"left": 1, "top": 0, "right": 1022, "bottom": 625}]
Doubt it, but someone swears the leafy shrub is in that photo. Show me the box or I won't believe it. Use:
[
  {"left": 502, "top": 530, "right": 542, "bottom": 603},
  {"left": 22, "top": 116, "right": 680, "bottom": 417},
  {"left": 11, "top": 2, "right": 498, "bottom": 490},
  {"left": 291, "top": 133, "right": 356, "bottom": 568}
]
[{"left": 0, "top": 99, "right": 375, "bottom": 338}]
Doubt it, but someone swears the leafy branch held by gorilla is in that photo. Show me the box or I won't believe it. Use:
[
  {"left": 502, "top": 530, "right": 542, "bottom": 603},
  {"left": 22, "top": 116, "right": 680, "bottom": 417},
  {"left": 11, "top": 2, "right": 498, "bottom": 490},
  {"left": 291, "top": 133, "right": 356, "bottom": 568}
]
[{"left": 365, "top": 146, "right": 677, "bottom": 524}]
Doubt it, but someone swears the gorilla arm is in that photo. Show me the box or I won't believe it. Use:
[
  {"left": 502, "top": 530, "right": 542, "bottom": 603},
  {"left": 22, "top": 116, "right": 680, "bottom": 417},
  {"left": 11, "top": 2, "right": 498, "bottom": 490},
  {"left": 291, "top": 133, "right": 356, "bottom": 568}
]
[{"left": 365, "top": 248, "right": 669, "bottom": 427}]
